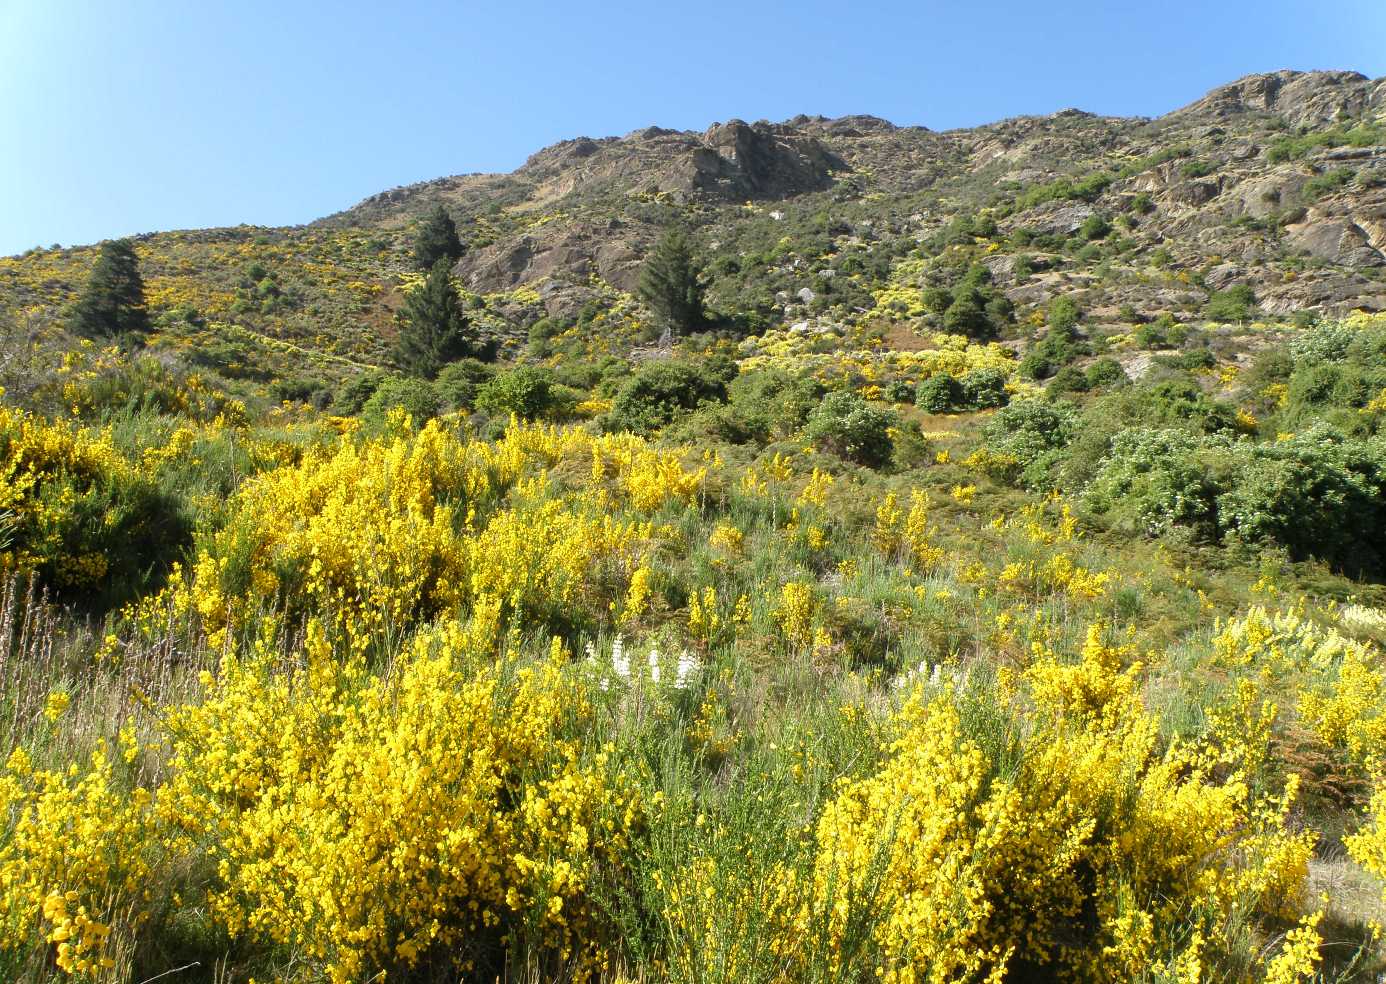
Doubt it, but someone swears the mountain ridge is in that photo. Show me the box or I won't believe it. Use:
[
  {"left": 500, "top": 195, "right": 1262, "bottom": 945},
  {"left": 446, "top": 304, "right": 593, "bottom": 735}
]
[{"left": 4, "top": 67, "right": 1385, "bottom": 386}]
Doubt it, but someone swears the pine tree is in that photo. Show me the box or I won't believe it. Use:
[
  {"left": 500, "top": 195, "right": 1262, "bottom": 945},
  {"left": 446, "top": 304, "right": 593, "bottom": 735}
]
[
  {"left": 414, "top": 204, "right": 464, "bottom": 271},
  {"left": 71, "top": 239, "right": 149, "bottom": 338},
  {"left": 396, "top": 259, "right": 474, "bottom": 378},
  {"left": 637, "top": 226, "right": 706, "bottom": 333}
]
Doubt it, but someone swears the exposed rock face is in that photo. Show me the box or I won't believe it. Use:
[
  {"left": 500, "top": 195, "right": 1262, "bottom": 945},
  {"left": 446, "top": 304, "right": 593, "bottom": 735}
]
[
  {"left": 666, "top": 120, "right": 843, "bottom": 199},
  {"left": 1169, "top": 70, "right": 1384, "bottom": 127},
  {"left": 319, "top": 70, "right": 1386, "bottom": 314}
]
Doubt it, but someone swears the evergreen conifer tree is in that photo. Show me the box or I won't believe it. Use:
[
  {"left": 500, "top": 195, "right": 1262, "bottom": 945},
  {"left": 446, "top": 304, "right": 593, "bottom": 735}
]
[
  {"left": 414, "top": 204, "right": 464, "bottom": 271},
  {"left": 637, "top": 226, "right": 706, "bottom": 333},
  {"left": 396, "top": 259, "right": 473, "bottom": 378},
  {"left": 71, "top": 239, "right": 149, "bottom": 338}
]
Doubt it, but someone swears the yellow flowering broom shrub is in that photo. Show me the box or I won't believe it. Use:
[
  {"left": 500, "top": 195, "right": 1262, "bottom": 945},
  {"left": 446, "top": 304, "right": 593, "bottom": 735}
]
[
  {"left": 171, "top": 418, "right": 695, "bottom": 650},
  {"left": 0, "top": 405, "right": 188, "bottom": 606},
  {"left": 163, "top": 622, "right": 641, "bottom": 983},
  {"left": 0, "top": 746, "right": 160, "bottom": 979},
  {"left": 778, "top": 626, "right": 1316, "bottom": 983}
]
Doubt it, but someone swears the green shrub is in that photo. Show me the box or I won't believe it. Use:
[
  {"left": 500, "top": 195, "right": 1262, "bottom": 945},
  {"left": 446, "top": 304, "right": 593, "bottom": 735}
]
[
  {"left": 915, "top": 375, "right": 963, "bottom": 413},
  {"left": 1302, "top": 168, "right": 1355, "bottom": 201},
  {"left": 727, "top": 369, "right": 824, "bottom": 442},
  {"left": 476, "top": 366, "right": 559, "bottom": 421},
  {"left": 960, "top": 368, "right": 1010, "bottom": 409},
  {"left": 334, "top": 371, "right": 389, "bottom": 415},
  {"left": 1217, "top": 428, "right": 1386, "bottom": 574},
  {"left": 433, "top": 359, "right": 496, "bottom": 411},
  {"left": 980, "top": 399, "right": 1079, "bottom": 488},
  {"left": 883, "top": 379, "right": 915, "bottom": 403},
  {"left": 360, "top": 376, "right": 440, "bottom": 429},
  {"left": 1079, "top": 214, "right": 1111, "bottom": 241},
  {"left": 1123, "top": 377, "right": 1238, "bottom": 434},
  {"left": 1082, "top": 428, "right": 1220, "bottom": 539},
  {"left": 1084, "top": 358, "right": 1129, "bottom": 390},
  {"left": 1045, "top": 365, "right": 1089, "bottom": 395},
  {"left": 1204, "top": 284, "right": 1256, "bottom": 322},
  {"left": 606, "top": 359, "right": 733, "bottom": 435},
  {"left": 805, "top": 391, "right": 896, "bottom": 467},
  {"left": 1133, "top": 322, "right": 1170, "bottom": 349},
  {"left": 1019, "top": 323, "right": 1083, "bottom": 380}
]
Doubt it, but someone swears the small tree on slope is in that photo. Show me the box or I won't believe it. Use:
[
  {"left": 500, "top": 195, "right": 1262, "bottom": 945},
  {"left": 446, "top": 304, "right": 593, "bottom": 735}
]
[
  {"left": 71, "top": 239, "right": 149, "bottom": 338},
  {"left": 396, "top": 259, "right": 475, "bottom": 378},
  {"left": 637, "top": 226, "right": 707, "bottom": 333}
]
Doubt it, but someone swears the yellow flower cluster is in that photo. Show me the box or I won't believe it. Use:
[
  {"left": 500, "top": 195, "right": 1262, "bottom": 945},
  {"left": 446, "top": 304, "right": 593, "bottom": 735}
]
[
  {"left": 776, "top": 625, "right": 1315, "bottom": 982},
  {"left": 0, "top": 405, "right": 130, "bottom": 587},
  {"left": 872, "top": 489, "right": 944, "bottom": 570},
  {"left": 165, "top": 419, "right": 697, "bottom": 651},
  {"left": 775, "top": 581, "right": 816, "bottom": 647},
  {"left": 164, "top": 625, "right": 638, "bottom": 983},
  {"left": 0, "top": 746, "right": 158, "bottom": 978}
]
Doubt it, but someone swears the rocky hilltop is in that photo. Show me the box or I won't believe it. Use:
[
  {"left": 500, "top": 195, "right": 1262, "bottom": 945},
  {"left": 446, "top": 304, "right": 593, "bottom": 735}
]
[
  {"left": 324, "top": 70, "right": 1386, "bottom": 318},
  {"left": 4, "top": 69, "right": 1385, "bottom": 371}
]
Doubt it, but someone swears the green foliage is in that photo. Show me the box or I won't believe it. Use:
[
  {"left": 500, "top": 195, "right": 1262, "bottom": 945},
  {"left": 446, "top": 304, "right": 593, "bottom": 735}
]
[
  {"left": 1265, "top": 122, "right": 1386, "bottom": 163},
  {"left": 915, "top": 374, "right": 963, "bottom": 412},
  {"left": 396, "top": 260, "right": 484, "bottom": 378},
  {"left": 916, "top": 368, "right": 1009, "bottom": 414},
  {"left": 413, "top": 204, "right": 464, "bottom": 271},
  {"left": 1082, "top": 428, "right": 1220, "bottom": 539},
  {"left": 360, "top": 376, "right": 440, "bottom": 429},
  {"left": 804, "top": 391, "right": 896, "bottom": 467},
  {"left": 1205, "top": 284, "right": 1256, "bottom": 322},
  {"left": 1302, "top": 168, "right": 1355, "bottom": 201},
  {"left": 637, "top": 226, "right": 707, "bottom": 333},
  {"left": 606, "top": 359, "right": 733, "bottom": 435},
  {"left": 1045, "top": 364, "right": 1089, "bottom": 396},
  {"left": 1015, "top": 171, "right": 1114, "bottom": 209},
  {"left": 475, "top": 365, "right": 559, "bottom": 420},
  {"left": 1216, "top": 428, "right": 1386, "bottom": 573},
  {"left": 70, "top": 239, "right": 149, "bottom": 338},
  {"left": 723, "top": 369, "right": 825, "bottom": 443},
  {"left": 1083, "top": 357, "right": 1129, "bottom": 391},
  {"left": 1048, "top": 296, "right": 1080, "bottom": 331},
  {"left": 1020, "top": 302, "right": 1084, "bottom": 380},
  {"left": 334, "top": 371, "right": 389, "bottom": 415},
  {"left": 981, "top": 398, "right": 1079, "bottom": 488},
  {"left": 433, "top": 359, "right": 496, "bottom": 412},
  {"left": 1079, "top": 213, "right": 1111, "bottom": 241}
]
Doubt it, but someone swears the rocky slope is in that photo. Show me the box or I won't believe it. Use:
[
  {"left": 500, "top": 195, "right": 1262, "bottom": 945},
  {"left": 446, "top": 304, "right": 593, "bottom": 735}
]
[
  {"left": 4, "top": 69, "right": 1385, "bottom": 371},
  {"left": 323, "top": 70, "right": 1386, "bottom": 318}
]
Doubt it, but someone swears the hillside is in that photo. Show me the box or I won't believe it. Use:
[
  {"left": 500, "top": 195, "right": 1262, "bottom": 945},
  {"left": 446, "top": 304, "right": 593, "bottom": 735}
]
[
  {"left": 7, "top": 68, "right": 1386, "bottom": 984},
  {"left": 4, "top": 69, "right": 1386, "bottom": 395}
]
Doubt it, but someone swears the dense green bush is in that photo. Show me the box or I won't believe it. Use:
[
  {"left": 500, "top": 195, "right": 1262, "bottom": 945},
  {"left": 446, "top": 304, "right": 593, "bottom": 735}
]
[
  {"left": 1083, "top": 357, "right": 1129, "bottom": 390},
  {"left": 724, "top": 369, "right": 825, "bottom": 443},
  {"left": 334, "top": 371, "right": 389, "bottom": 415},
  {"left": 605, "top": 359, "right": 734, "bottom": 435},
  {"left": 1216, "top": 428, "right": 1386, "bottom": 573},
  {"left": 960, "top": 367, "right": 1010, "bottom": 409},
  {"left": 1204, "top": 284, "right": 1256, "bottom": 322},
  {"left": 804, "top": 391, "right": 896, "bottom": 467},
  {"left": 915, "top": 374, "right": 963, "bottom": 412},
  {"left": 476, "top": 366, "right": 560, "bottom": 420},
  {"left": 1082, "top": 428, "right": 1220, "bottom": 539},
  {"left": 1118, "top": 377, "right": 1238, "bottom": 434},
  {"left": 980, "top": 398, "right": 1079, "bottom": 488},
  {"left": 360, "top": 376, "right": 440, "bottom": 429},
  {"left": 433, "top": 359, "right": 496, "bottom": 411},
  {"left": 1020, "top": 324, "right": 1082, "bottom": 380}
]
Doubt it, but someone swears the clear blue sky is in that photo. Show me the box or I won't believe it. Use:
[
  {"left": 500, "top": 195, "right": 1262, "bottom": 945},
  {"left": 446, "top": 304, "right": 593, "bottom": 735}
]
[{"left": 2, "top": 0, "right": 1383, "bottom": 256}]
